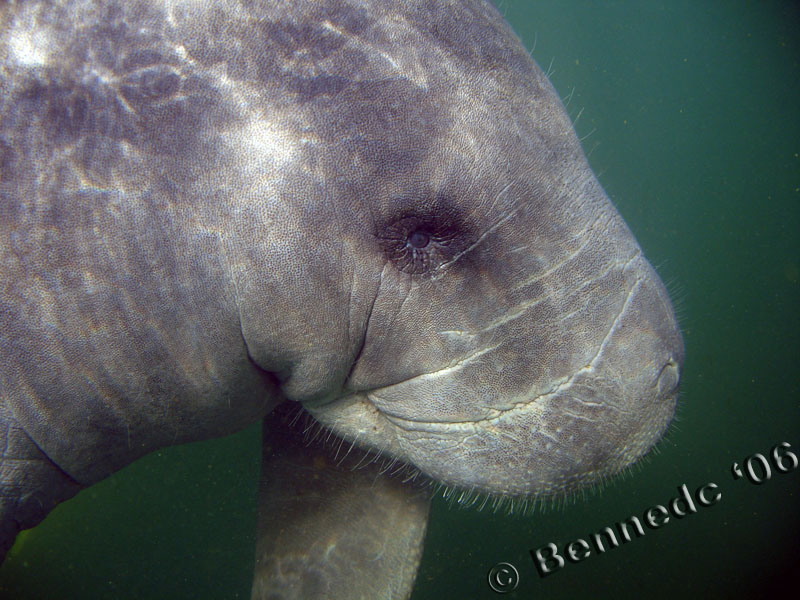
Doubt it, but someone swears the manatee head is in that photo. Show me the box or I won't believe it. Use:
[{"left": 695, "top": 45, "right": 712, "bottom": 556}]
[
  {"left": 209, "top": 1, "right": 684, "bottom": 499},
  {"left": 2, "top": 0, "right": 681, "bottom": 501}
]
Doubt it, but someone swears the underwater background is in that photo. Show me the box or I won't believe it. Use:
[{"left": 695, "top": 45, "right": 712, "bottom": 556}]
[{"left": 1, "top": 0, "right": 797, "bottom": 598}]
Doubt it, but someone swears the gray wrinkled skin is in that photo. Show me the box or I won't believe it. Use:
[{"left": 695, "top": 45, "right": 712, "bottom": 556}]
[{"left": 0, "top": 0, "right": 684, "bottom": 596}]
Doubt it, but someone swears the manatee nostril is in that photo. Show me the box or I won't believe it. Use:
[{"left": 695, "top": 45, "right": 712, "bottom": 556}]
[
  {"left": 408, "top": 231, "right": 430, "bottom": 248},
  {"left": 656, "top": 358, "right": 681, "bottom": 398}
]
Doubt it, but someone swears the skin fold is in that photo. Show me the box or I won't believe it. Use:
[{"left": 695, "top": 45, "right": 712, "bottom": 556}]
[{"left": 0, "top": 1, "right": 683, "bottom": 597}]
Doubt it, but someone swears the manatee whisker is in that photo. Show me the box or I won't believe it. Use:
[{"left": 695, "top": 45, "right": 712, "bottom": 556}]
[{"left": 564, "top": 86, "right": 576, "bottom": 106}]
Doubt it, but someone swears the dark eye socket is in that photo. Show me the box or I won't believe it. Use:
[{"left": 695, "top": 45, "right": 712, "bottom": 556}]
[{"left": 378, "top": 214, "right": 464, "bottom": 275}]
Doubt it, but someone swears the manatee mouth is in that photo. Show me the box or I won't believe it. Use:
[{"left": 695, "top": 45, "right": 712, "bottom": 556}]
[{"left": 306, "top": 368, "right": 679, "bottom": 499}]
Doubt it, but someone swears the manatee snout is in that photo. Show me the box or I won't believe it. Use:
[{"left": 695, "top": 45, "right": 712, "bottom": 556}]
[
  {"left": 427, "top": 260, "right": 683, "bottom": 499},
  {"left": 543, "top": 257, "right": 685, "bottom": 489}
]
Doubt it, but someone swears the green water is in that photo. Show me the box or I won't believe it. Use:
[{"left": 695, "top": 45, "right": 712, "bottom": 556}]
[{"left": 1, "top": 1, "right": 798, "bottom": 598}]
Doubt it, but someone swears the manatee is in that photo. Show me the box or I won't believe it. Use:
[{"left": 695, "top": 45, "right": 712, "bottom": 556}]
[{"left": 0, "top": 0, "right": 684, "bottom": 598}]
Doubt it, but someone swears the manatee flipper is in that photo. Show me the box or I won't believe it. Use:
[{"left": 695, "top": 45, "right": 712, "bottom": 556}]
[
  {"left": 252, "top": 405, "right": 431, "bottom": 600},
  {"left": 0, "top": 400, "right": 81, "bottom": 560}
]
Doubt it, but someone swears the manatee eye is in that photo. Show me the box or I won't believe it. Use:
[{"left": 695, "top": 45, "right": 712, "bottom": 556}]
[
  {"left": 378, "top": 212, "right": 468, "bottom": 276},
  {"left": 408, "top": 231, "right": 430, "bottom": 248}
]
